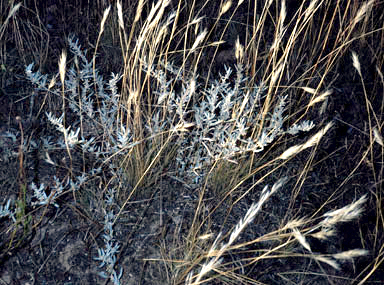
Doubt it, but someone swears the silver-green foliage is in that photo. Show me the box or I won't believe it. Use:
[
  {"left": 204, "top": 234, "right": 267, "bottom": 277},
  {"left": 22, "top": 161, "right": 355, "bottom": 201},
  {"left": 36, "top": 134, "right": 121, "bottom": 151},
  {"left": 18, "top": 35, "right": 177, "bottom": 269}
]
[
  {"left": 23, "top": 35, "right": 316, "bottom": 283},
  {"left": 145, "top": 61, "right": 314, "bottom": 183}
]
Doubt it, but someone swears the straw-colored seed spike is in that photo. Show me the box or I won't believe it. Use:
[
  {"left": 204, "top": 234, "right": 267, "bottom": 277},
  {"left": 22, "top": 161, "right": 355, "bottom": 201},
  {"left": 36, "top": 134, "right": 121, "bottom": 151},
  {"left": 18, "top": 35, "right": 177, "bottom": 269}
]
[
  {"left": 352, "top": 0, "right": 374, "bottom": 26},
  {"left": 219, "top": 1, "right": 232, "bottom": 16},
  {"left": 301, "top": 87, "right": 317, "bottom": 94},
  {"left": 283, "top": 218, "right": 307, "bottom": 230},
  {"left": 292, "top": 228, "right": 312, "bottom": 252},
  {"left": 194, "top": 22, "right": 199, "bottom": 36},
  {"left": 146, "top": 0, "right": 171, "bottom": 32},
  {"left": 235, "top": 37, "right": 244, "bottom": 62},
  {"left": 134, "top": 0, "right": 144, "bottom": 23},
  {"left": 191, "top": 29, "right": 207, "bottom": 52},
  {"left": 48, "top": 76, "right": 56, "bottom": 90},
  {"left": 279, "top": 145, "right": 301, "bottom": 160},
  {"left": 280, "top": 0, "right": 286, "bottom": 27},
  {"left": 352, "top": 51, "right": 361, "bottom": 75},
  {"left": 373, "top": 127, "right": 384, "bottom": 147},
  {"left": 155, "top": 25, "right": 168, "bottom": 46},
  {"left": 304, "top": 0, "right": 318, "bottom": 22},
  {"left": 7, "top": 2, "right": 21, "bottom": 19},
  {"left": 313, "top": 256, "right": 340, "bottom": 270},
  {"left": 322, "top": 195, "right": 367, "bottom": 225},
  {"left": 100, "top": 5, "right": 111, "bottom": 33},
  {"left": 59, "top": 51, "right": 67, "bottom": 84},
  {"left": 376, "top": 65, "right": 383, "bottom": 81},
  {"left": 332, "top": 249, "right": 369, "bottom": 261},
  {"left": 190, "top": 16, "right": 204, "bottom": 35},
  {"left": 197, "top": 233, "right": 214, "bottom": 241},
  {"left": 279, "top": 121, "right": 333, "bottom": 160},
  {"left": 303, "top": 121, "right": 333, "bottom": 148},
  {"left": 190, "top": 16, "right": 204, "bottom": 26},
  {"left": 311, "top": 228, "right": 335, "bottom": 240},
  {"left": 308, "top": 89, "right": 333, "bottom": 108},
  {"left": 116, "top": 0, "right": 124, "bottom": 30},
  {"left": 270, "top": 63, "right": 284, "bottom": 87}
]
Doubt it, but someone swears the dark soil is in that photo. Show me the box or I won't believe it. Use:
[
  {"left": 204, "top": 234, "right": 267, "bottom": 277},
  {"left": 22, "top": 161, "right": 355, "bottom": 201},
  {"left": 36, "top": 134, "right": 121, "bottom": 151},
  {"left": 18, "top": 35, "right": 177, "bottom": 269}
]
[{"left": 1, "top": 1, "right": 383, "bottom": 284}]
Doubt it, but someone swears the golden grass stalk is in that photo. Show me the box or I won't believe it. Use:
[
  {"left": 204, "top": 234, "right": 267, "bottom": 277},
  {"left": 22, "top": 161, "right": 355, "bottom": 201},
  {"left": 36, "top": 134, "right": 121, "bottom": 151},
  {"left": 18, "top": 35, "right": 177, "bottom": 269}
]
[
  {"left": 352, "top": 51, "right": 362, "bottom": 75},
  {"left": 57, "top": 51, "right": 74, "bottom": 176},
  {"left": 237, "top": 0, "right": 245, "bottom": 7},
  {"left": 292, "top": 228, "right": 312, "bottom": 252},
  {"left": 186, "top": 189, "right": 369, "bottom": 284},
  {"left": 279, "top": 121, "right": 334, "bottom": 160},
  {"left": 116, "top": 0, "right": 124, "bottom": 30},
  {"left": 84, "top": 0, "right": 379, "bottom": 282},
  {"left": 188, "top": 178, "right": 287, "bottom": 285},
  {"left": 332, "top": 249, "right": 369, "bottom": 261},
  {"left": 58, "top": 51, "right": 66, "bottom": 85},
  {"left": 373, "top": 127, "right": 384, "bottom": 147},
  {"left": 191, "top": 29, "right": 208, "bottom": 53},
  {"left": 313, "top": 255, "right": 340, "bottom": 270},
  {"left": 219, "top": 1, "right": 232, "bottom": 17},
  {"left": 352, "top": 0, "right": 374, "bottom": 27},
  {"left": 134, "top": 0, "right": 144, "bottom": 23},
  {"left": 312, "top": 249, "right": 369, "bottom": 271},
  {"left": 235, "top": 37, "right": 244, "bottom": 62},
  {"left": 303, "top": 88, "right": 333, "bottom": 108},
  {"left": 303, "top": 0, "right": 319, "bottom": 23},
  {"left": 100, "top": 5, "right": 111, "bottom": 34},
  {"left": 320, "top": 194, "right": 367, "bottom": 228},
  {"left": 93, "top": 5, "right": 111, "bottom": 104},
  {"left": 310, "top": 228, "right": 336, "bottom": 240}
]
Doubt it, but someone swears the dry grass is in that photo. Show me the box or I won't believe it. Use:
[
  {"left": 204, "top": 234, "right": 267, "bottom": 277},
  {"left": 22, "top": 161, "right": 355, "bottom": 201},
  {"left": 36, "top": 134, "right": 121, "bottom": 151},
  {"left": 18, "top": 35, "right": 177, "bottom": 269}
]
[{"left": 1, "top": 0, "right": 383, "bottom": 284}]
